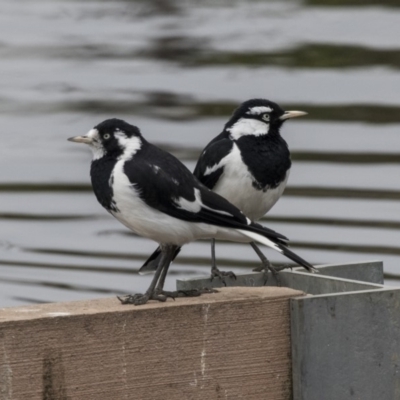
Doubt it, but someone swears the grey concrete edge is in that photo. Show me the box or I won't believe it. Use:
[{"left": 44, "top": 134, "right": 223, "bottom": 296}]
[{"left": 176, "top": 261, "right": 384, "bottom": 295}]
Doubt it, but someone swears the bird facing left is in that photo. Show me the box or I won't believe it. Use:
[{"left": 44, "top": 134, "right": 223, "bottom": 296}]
[{"left": 68, "top": 118, "right": 316, "bottom": 306}]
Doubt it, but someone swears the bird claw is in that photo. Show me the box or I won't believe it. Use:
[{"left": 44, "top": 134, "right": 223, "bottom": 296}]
[
  {"left": 118, "top": 294, "right": 149, "bottom": 305},
  {"left": 154, "top": 289, "right": 177, "bottom": 300},
  {"left": 252, "top": 263, "right": 292, "bottom": 286},
  {"left": 210, "top": 268, "right": 236, "bottom": 286},
  {"left": 177, "top": 288, "right": 218, "bottom": 297},
  {"left": 117, "top": 287, "right": 218, "bottom": 305},
  {"left": 117, "top": 292, "right": 167, "bottom": 306}
]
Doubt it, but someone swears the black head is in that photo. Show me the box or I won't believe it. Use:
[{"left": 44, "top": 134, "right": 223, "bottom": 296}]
[
  {"left": 94, "top": 118, "right": 141, "bottom": 139},
  {"left": 224, "top": 98, "right": 307, "bottom": 139},
  {"left": 68, "top": 118, "right": 143, "bottom": 160},
  {"left": 226, "top": 99, "right": 284, "bottom": 127}
]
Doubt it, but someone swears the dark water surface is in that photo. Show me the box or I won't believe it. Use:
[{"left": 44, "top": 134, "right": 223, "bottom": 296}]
[{"left": 1, "top": 0, "right": 400, "bottom": 307}]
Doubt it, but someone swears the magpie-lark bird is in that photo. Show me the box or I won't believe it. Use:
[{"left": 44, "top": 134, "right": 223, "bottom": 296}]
[
  {"left": 140, "top": 99, "right": 310, "bottom": 283},
  {"left": 68, "top": 118, "right": 315, "bottom": 305}
]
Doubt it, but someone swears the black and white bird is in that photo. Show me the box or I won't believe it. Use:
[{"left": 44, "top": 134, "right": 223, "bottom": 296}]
[
  {"left": 68, "top": 118, "right": 315, "bottom": 305},
  {"left": 140, "top": 99, "right": 309, "bottom": 282}
]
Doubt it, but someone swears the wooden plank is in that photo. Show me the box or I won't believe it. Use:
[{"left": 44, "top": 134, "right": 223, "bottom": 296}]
[{"left": 0, "top": 287, "right": 304, "bottom": 400}]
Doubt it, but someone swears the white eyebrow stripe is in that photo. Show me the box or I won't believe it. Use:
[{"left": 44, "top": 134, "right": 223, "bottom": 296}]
[{"left": 246, "top": 106, "right": 273, "bottom": 115}]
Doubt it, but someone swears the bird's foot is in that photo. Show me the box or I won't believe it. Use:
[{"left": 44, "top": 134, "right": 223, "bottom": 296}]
[
  {"left": 252, "top": 263, "right": 292, "bottom": 286},
  {"left": 117, "top": 291, "right": 167, "bottom": 306},
  {"left": 210, "top": 267, "right": 236, "bottom": 286}
]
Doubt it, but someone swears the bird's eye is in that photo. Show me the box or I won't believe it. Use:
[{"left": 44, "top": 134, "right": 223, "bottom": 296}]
[
  {"left": 262, "top": 113, "right": 270, "bottom": 122},
  {"left": 103, "top": 133, "right": 111, "bottom": 140}
]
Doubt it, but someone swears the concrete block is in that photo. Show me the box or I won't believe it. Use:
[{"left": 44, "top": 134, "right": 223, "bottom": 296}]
[{"left": 291, "top": 288, "right": 400, "bottom": 400}]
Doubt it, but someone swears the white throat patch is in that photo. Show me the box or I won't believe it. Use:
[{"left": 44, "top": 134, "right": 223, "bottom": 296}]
[
  {"left": 87, "top": 129, "right": 105, "bottom": 160},
  {"left": 227, "top": 118, "right": 269, "bottom": 140}
]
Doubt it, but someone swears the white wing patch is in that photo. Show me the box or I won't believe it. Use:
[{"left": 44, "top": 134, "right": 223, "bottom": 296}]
[
  {"left": 203, "top": 143, "right": 235, "bottom": 177},
  {"left": 176, "top": 189, "right": 202, "bottom": 213},
  {"left": 204, "top": 159, "right": 226, "bottom": 176},
  {"left": 246, "top": 106, "right": 272, "bottom": 115},
  {"left": 152, "top": 165, "right": 160, "bottom": 174},
  {"left": 115, "top": 131, "right": 142, "bottom": 161},
  {"left": 227, "top": 118, "right": 269, "bottom": 140},
  {"left": 176, "top": 188, "right": 234, "bottom": 217}
]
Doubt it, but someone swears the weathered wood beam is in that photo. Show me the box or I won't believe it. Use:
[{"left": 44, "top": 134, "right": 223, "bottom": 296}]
[{"left": 0, "top": 287, "right": 304, "bottom": 400}]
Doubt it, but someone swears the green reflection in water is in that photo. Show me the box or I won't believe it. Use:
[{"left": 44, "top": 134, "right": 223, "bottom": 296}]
[
  {"left": 7, "top": 41, "right": 400, "bottom": 70},
  {"left": 2, "top": 212, "right": 399, "bottom": 231},
  {"left": 305, "top": 0, "right": 399, "bottom": 6},
  {"left": 160, "top": 144, "right": 400, "bottom": 164},
  {"left": 292, "top": 241, "right": 400, "bottom": 256},
  {"left": 290, "top": 152, "right": 400, "bottom": 164},
  {"left": 12, "top": 297, "right": 48, "bottom": 304},
  {"left": 0, "top": 213, "right": 99, "bottom": 221},
  {"left": 3, "top": 84, "right": 400, "bottom": 124},
  {"left": 0, "top": 183, "right": 90, "bottom": 192},
  {"left": 189, "top": 44, "right": 400, "bottom": 70},
  {"left": 26, "top": 248, "right": 259, "bottom": 268},
  {"left": 284, "top": 187, "right": 400, "bottom": 200},
  {"left": 3, "top": 183, "right": 400, "bottom": 201},
  {"left": 0, "top": 275, "right": 126, "bottom": 295},
  {"left": 262, "top": 216, "right": 400, "bottom": 231}
]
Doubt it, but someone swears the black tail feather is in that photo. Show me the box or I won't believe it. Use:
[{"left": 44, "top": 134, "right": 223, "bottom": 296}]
[
  {"left": 276, "top": 242, "right": 317, "bottom": 272},
  {"left": 139, "top": 246, "right": 181, "bottom": 274}
]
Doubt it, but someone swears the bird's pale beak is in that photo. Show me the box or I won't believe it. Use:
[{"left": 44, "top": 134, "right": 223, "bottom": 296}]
[
  {"left": 279, "top": 111, "right": 308, "bottom": 120},
  {"left": 67, "top": 136, "right": 93, "bottom": 144}
]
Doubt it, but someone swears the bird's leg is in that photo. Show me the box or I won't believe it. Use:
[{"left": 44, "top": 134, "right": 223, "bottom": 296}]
[
  {"left": 155, "top": 254, "right": 173, "bottom": 291},
  {"left": 250, "top": 242, "right": 291, "bottom": 286},
  {"left": 155, "top": 244, "right": 218, "bottom": 300},
  {"left": 153, "top": 247, "right": 177, "bottom": 299},
  {"left": 118, "top": 245, "right": 176, "bottom": 306},
  {"left": 210, "top": 239, "right": 236, "bottom": 286}
]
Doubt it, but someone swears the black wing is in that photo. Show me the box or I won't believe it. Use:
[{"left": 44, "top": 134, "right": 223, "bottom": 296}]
[
  {"left": 193, "top": 138, "right": 233, "bottom": 190},
  {"left": 123, "top": 142, "right": 287, "bottom": 242}
]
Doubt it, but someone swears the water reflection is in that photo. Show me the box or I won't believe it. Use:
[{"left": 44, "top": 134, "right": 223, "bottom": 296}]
[
  {"left": 305, "top": 0, "right": 400, "bottom": 6},
  {"left": 4, "top": 97, "right": 400, "bottom": 124},
  {"left": 1, "top": 0, "right": 400, "bottom": 307},
  {"left": 3, "top": 183, "right": 400, "bottom": 200}
]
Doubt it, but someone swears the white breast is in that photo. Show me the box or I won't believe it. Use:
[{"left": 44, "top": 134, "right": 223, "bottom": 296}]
[{"left": 212, "top": 143, "right": 290, "bottom": 221}]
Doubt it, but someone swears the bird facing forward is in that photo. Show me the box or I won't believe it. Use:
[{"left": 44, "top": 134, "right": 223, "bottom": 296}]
[
  {"left": 68, "top": 118, "right": 315, "bottom": 306},
  {"left": 140, "top": 99, "right": 308, "bottom": 282}
]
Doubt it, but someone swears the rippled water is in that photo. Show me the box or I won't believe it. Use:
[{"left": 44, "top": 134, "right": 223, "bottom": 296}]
[{"left": 1, "top": 0, "right": 400, "bottom": 307}]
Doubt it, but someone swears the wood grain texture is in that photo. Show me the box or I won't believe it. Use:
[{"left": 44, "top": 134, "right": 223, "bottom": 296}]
[{"left": 0, "top": 287, "right": 304, "bottom": 400}]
